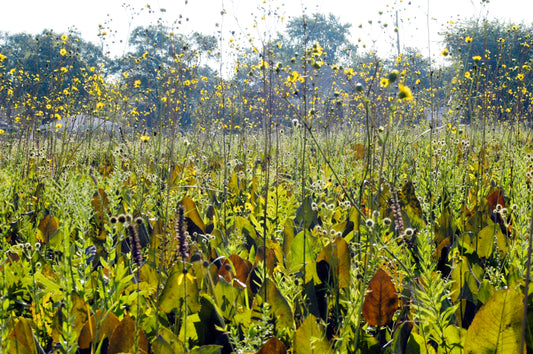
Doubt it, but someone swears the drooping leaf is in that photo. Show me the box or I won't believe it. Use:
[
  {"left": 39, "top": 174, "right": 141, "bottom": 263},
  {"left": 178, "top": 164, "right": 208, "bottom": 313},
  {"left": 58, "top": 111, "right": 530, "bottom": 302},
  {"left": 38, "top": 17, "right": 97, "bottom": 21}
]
[
  {"left": 254, "top": 278, "right": 294, "bottom": 331},
  {"left": 36, "top": 214, "right": 59, "bottom": 244},
  {"left": 352, "top": 143, "right": 365, "bottom": 160},
  {"left": 194, "top": 295, "right": 231, "bottom": 351},
  {"left": 434, "top": 189, "right": 457, "bottom": 246},
  {"left": 255, "top": 246, "right": 277, "bottom": 275},
  {"left": 159, "top": 265, "right": 201, "bottom": 313},
  {"left": 468, "top": 219, "right": 508, "bottom": 258},
  {"left": 406, "top": 331, "right": 436, "bottom": 354},
  {"left": 217, "top": 254, "right": 252, "bottom": 289},
  {"left": 398, "top": 180, "right": 426, "bottom": 228},
  {"left": 181, "top": 196, "right": 206, "bottom": 234},
  {"left": 443, "top": 325, "right": 467, "bottom": 353},
  {"left": 78, "top": 310, "right": 120, "bottom": 350},
  {"left": 362, "top": 269, "right": 399, "bottom": 327},
  {"left": 107, "top": 315, "right": 149, "bottom": 354},
  {"left": 189, "top": 345, "right": 224, "bottom": 354},
  {"left": 316, "top": 236, "right": 351, "bottom": 289},
  {"left": 294, "top": 196, "right": 318, "bottom": 230},
  {"left": 258, "top": 336, "right": 287, "bottom": 354},
  {"left": 463, "top": 288, "right": 524, "bottom": 353},
  {"left": 7, "top": 317, "right": 38, "bottom": 354},
  {"left": 92, "top": 188, "right": 110, "bottom": 223},
  {"left": 52, "top": 292, "right": 90, "bottom": 343},
  {"left": 293, "top": 314, "right": 332, "bottom": 354},
  {"left": 288, "top": 230, "right": 317, "bottom": 284}
]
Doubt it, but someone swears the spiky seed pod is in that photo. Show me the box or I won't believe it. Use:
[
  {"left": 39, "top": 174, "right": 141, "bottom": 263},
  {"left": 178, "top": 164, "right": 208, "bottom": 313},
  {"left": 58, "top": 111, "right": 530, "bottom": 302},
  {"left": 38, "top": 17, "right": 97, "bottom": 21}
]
[
  {"left": 391, "top": 188, "right": 404, "bottom": 234},
  {"left": 176, "top": 204, "right": 189, "bottom": 259},
  {"left": 126, "top": 223, "right": 143, "bottom": 267}
]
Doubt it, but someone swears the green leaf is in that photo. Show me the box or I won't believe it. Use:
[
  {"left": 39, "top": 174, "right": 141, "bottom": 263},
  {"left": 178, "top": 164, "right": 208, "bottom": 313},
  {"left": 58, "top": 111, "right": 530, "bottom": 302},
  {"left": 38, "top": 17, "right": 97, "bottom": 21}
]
[
  {"left": 406, "top": 331, "right": 436, "bottom": 354},
  {"left": 289, "top": 230, "right": 317, "bottom": 284},
  {"left": 159, "top": 265, "right": 201, "bottom": 313},
  {"left": 316, "top": 236, "right": 351, "bottom": 289},
  {"left": 294, "top": 196, "right": 318, "bottom": 230},
  {"left": 293, "top": 315, "right": 332, "bottom": 354},
  {"left": 255, "top": 278, "right": 294, "bottom": 331},
  {"left": 443, "top": 325, "right": 467, "bottom": 354},
  {"left": 190, "top": 345, "right": 223, "bottom": 354},
  {"left": 7, "top": 317, "right": 38, "bottom": 354},
  {"left": 463, "top": 288, "right": 525, "bottom": 353}
]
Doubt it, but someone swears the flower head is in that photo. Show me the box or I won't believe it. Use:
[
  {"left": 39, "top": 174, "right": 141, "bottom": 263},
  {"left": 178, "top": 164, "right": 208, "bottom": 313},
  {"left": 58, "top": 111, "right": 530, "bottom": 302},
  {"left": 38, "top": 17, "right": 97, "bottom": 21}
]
[{"left": 398, "top": 84, "right": 413, "bottom": 100}]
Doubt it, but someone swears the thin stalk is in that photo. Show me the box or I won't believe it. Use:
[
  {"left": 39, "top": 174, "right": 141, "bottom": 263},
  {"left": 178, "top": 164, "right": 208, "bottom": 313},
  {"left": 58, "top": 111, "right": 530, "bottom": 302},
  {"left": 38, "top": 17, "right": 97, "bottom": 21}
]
[{"left": 520, "top": 207, "right": 533, "bottom": 354}]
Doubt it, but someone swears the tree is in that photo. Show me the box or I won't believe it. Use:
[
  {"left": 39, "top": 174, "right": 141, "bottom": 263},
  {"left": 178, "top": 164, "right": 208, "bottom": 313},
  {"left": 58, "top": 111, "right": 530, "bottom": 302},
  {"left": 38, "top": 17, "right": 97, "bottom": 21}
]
[
  {"left": 443, "top": 19, "right": 533, "bottom": 121},
  {"left": 282, "top": 13, "right": 355, "bottom": 65}
]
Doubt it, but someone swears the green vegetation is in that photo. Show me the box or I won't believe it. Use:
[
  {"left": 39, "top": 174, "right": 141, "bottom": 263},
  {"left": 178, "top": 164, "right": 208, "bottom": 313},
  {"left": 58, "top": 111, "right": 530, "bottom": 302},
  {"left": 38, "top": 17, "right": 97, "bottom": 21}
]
[{"left": 1, "top": 3, "right": 533, "bottom": 353}]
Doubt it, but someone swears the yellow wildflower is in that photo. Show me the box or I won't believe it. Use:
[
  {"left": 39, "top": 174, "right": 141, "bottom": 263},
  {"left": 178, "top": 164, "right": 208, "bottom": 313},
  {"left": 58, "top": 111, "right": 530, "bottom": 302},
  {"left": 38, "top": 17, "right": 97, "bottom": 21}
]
[
  {"left": 380, "top": 78, "right": 389, "bottom": 88},
  {"left": 472, "top": 56, "right": 482, "bottom": 62},
  {"left": 60, "top": 48, "right": 67, "bottom": 56},
  {"left": 465, "top": 36, "right": 473, "bottom": 43},
  {"left": 398, "top": 84, "right": 413, "bottom": 100}
]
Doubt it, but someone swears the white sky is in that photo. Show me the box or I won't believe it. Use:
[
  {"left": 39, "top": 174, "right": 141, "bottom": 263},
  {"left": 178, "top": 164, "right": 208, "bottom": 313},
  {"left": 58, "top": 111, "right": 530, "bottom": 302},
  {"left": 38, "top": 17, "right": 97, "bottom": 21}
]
[{"left": 0, "top": 0, "right": 530, "bottom": 60}]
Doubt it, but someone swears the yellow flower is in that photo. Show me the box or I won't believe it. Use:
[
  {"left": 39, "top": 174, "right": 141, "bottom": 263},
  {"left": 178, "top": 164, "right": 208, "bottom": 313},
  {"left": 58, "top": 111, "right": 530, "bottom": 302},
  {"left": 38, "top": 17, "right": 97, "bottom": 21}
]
[
  {"left": 465, "top": 36, "right": 473, "bottom": 43},
  {"left": 380, "top": 78, "right": 389, "bottom": 88},
  {"left": 472, "top": 55, "right": 482, "bottom": 62},
  {"left": 60, "top": 48, "right": 67, "bottom": 56},
  {"left": 464, "top": 72, "right": 471, "bottom": 79},
  {"left": 140, "top": 135, "right": 150, "bottom": 142},
  {"left": 61, "top": 34, "right": 68, "bottom": 41},
  {"left": 398, "top": 84, "right": 413, "bottom": 100},
  {"left": 441, "top": 48, "right": 449, "bottom": 57},
  {"left": 55, "top": 123, "right": 62, "bottom": 129},
  {"left": 0, "top": 129, "right": 4, "bottom": 134},
  {"left": 134, "top": 80, "right": 141, "bottom": 88},
  {"left": 0, "top": 53, "right": 6, "bottom": 61},
  {"left": 517, "top": 73, "right": 524, "bottom": 81}
]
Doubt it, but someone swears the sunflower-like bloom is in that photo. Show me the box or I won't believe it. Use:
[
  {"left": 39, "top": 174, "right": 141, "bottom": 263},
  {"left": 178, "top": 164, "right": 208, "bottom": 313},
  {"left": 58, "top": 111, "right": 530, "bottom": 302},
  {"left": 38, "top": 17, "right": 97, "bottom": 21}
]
[{"left": 398, "top": 84, "right": 413, "bottom": 100}]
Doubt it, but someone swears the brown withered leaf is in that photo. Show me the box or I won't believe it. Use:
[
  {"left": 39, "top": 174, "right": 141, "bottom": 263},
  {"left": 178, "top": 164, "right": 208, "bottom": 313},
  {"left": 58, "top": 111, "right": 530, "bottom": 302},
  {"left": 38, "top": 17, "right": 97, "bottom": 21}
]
[
  {"left": 258, "top": 336, "right": 287, "bottom": 354},
  {"left": 107, "top": 315, "right": 149, "bottom": 354},
  {"left": 37, "top": 214, "right": 59, "bottom": 244},
  {"left": 218, "top": 254, "right": 252, "bottom": 289},
  {"left": 362, "top": 269, "right": 399, "bottom": 327}
]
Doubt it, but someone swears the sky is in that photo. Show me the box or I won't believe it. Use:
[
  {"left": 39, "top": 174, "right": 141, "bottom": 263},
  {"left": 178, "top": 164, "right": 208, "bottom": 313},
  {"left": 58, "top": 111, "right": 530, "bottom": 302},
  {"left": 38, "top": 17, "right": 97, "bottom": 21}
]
[{"left": 0, "top": 0, "right": 531, "bottom": 61}]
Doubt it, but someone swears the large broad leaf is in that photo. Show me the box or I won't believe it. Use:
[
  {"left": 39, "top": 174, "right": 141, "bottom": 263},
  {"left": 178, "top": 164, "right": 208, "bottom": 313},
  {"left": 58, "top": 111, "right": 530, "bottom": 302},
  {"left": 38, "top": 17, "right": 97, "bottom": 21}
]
[
  {"left": 463, "top": 288, "right": 524, "bottom": 353},
  {"left": 107, "top": 315, "right": 149, "bottom": 354},
  {"left": 293, "top": 314, "right": 332, "bottom": 354},
  {"left": 36, "top": 214, "right": 59, "bottom": 244},
  {"left": 7, "top": 317, "right": 38, "bottom": 354},
  {"left": 254, "top": 279, "right": 294, "bottom": 330},
  {"left": 258, "top": 337, "right": 287, "bottom": 354},
  {"left": 217, "top": 254, "right": 252, "bottom": 289},
  {"left": 294, "top": 197, "right": 318, "bottom": 230},
  {"left": 289, "top": 230, "right": 317, "bottom": 284},
  {"left": 52, "top": 292, "right": 90, "bottom": 343},
  {"left": 469, "top": 219, "right": 508, "bottom": 258},
  {"left": 181, "top": 196, "right": 206, "bottom": 234},
  {"left": 362, "top": 269, "right": 399, "bottom": 327},
  {"left": 398, "top": 180, "right": 426, "bottom": 229},
  {"left": 159, "top": 265, "right": 201, "bottom": 313},
  {"left": 194, "top": 295, "right": 231, "bottom": 351},
  {"left": 316, "top": 236, "right": 351, "bottom": 289},
  {"left": 78, "top": 310, "right": 120, "bottom": 350}
]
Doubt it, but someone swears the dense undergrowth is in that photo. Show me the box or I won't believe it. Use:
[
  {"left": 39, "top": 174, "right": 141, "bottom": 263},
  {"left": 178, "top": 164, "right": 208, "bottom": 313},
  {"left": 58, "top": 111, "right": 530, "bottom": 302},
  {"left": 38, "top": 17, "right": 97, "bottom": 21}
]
[
  {"left": 0, "top": 118, "right": 532, "bottom": 353},
  {"left": 2, "top": 1, "right": 533, "bottom": 353}
]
